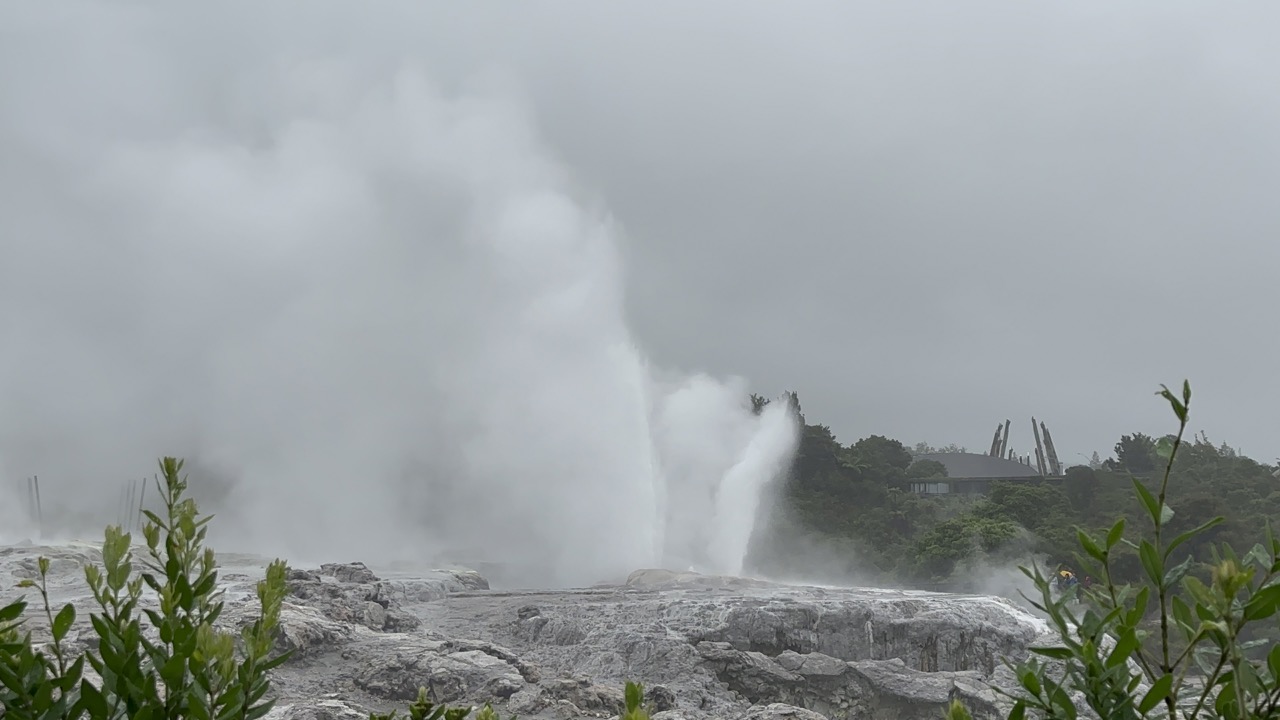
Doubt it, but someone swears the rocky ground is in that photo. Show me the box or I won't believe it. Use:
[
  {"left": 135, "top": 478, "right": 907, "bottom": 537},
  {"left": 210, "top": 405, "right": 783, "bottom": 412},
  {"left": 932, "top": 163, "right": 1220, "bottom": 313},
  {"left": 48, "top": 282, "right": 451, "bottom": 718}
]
[{"left": 0, "top": 540, "right": 1060, "bottom": 720}]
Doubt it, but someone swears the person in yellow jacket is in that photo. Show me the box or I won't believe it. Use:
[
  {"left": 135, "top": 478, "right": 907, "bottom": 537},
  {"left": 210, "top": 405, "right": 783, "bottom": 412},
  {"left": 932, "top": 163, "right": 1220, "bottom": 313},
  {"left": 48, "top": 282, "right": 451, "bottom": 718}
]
[{"left": 1055, "top": 567, "right": 1079, "bottom": 593}]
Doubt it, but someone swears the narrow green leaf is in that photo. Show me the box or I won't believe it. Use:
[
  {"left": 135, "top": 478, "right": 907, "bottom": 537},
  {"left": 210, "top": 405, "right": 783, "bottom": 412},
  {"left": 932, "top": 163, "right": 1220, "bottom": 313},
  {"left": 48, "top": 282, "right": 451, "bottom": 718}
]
[
  {"left": 245, "top": 702, "right": 278, "bottom": 720},
  {"left": 0, "top": 600, "right": 26, "bottom": 623},
  {"left": 1105, "top": 518, "right": 1125, "bottom": 550},
  {"left": 33, "top": 680, "right": 56, "bottom": 713},
  {"left": 1126, "top": 674, "right": 1143, "bottom": 696},
  {"left": 1018, "top": 668, "right": 1042, "bottom": 697},
  {"left": 1133, "top": 479, "right": 1160, "bottom": 527},
  {"left": 1215, "top": 678, "right": 1236, "bottom": 716},
  {"left": 1165, "top": 517, "right": 1225, "bottom": 560},
  {"left": 187, "top": 685, "right": 213, "bottom": 720},
  {"left": 1030, "top": 646, "right": 1075, "bottom": 660},
  {"left": 1242, "top": 583, "right": 1280, "bottom": 622},
  {"left": 80, "top": 679, "right": 110, "bottom": 718},
  {"left": 257, "top": 651, "right": 292, "bottom": 672},
  {"left": 63, "top": 653, "right": 86, "bottom": 685},
  {"left": 159, "top": 654, "right": 186, "bottom": 687},
  {"left": 192, "top": 573, "right": 218, "bottom": 600},
  {"left": 1106, "top": 630, "right": 1140, "bottom": 668},
  {"left": 1184, "top": 576, "right": 1215, "bottom": 607},
  {"left": 1122, "top": 587, "right": 1149, "bottom": 629},
  {"left": 1194, "top": 603, "right": 1217, "bottom": 625},
  {"left": 1163, "top": 553, "right": 1195, "bottom": 589},
  {"left": 1171, "top": 596, "right": 1196, "bottom": 638},
  {"left": 0, "top": 665, "right": 29, "bottom": 696},
  {"left": 1157, "top": 384, "right": 1188, "bottom": 422},
  {"left": 1077, "top": 529, "right": 1105, "bottom": 563},
  {"left": 1137, "top": 673, "right": 1173, "bottom": 713},
  {"left": 246, "top": 679, "right": 271, "bottom": 706},
  {"left": 1139, "top": 540, "right": 1164, "bottom": 586},
  {"left": 52, "top": 603, "right": 76, "bottom": 643},
  {"left": 1045, "top": 678, "right": 1078, "bottom": 720}
]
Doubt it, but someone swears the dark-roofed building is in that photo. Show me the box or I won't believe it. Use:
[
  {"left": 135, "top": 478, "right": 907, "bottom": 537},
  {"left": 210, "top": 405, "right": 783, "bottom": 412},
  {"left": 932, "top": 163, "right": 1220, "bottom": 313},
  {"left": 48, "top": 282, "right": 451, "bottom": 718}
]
[{"left": 909, "top": 452, "right": 1054, "bottom": 495}]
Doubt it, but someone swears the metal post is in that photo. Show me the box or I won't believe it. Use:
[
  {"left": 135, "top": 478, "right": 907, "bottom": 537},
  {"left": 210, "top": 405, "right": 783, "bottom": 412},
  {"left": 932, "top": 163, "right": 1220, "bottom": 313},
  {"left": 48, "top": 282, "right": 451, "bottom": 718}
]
[
  {"left": 32, "top": 475, "right": 43, "bottom": 539},
  {"left": 137, "top": 478, "right": 148, "bottom": 533}
]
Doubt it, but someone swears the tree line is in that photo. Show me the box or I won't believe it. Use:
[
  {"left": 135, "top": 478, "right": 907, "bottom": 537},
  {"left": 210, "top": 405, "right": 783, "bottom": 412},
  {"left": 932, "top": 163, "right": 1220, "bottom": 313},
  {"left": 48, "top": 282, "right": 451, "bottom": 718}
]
[{"left": 747, "top": 392, "right": 1280, "bottom": 595}]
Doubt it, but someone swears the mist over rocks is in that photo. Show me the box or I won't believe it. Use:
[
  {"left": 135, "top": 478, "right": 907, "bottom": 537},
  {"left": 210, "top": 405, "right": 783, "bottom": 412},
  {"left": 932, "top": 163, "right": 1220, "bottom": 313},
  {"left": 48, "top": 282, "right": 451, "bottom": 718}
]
[
  {"left": 262, "top": 562, "right": 1052, "bottom": 719},
  {"left": 1, "top": 541, "right": 1065, "bottom": 720},
  {"left": 274, "top": 564, "right": 1054, "bottom": 720}
]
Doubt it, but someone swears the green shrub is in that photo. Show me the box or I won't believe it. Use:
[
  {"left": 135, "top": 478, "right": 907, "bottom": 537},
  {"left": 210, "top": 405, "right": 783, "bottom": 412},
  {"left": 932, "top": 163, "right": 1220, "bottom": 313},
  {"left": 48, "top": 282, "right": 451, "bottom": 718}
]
[
  {"left": 0, "top": 458, "right": 291, "bottom": 720},
  {"left": 0, "top": 457, "right": 487, "bottom": 720},
  {"left": 953, "top": 381, "right": 1280, "bottom": 719},
  {"left": 621, "top": 681, "right": 653, "bottom": 720},
  {"left": 369, "top": 686, "right": 505, "bottom": 720}
]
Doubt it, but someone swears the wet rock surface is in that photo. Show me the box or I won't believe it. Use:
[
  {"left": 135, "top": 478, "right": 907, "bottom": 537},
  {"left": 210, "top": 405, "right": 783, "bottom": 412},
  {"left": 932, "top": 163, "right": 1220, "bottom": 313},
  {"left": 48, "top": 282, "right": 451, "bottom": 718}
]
[{"left": 1, "top": 543, "right": 1054, "bottom": 719}]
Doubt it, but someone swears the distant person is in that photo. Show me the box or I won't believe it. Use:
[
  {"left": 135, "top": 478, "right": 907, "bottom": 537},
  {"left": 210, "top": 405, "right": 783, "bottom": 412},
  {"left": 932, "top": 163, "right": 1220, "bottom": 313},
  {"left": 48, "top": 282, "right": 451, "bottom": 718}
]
[{"left": 1055, "top": 568, "right": 1078, "bottom": 593}]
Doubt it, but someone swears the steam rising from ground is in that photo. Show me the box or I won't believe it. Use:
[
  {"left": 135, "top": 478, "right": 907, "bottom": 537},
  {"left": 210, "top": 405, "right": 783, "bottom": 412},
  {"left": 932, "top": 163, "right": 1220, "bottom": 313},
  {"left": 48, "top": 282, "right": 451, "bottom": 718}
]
[{"left": 0, "top": 8, "right": 798, "bottom": 588}]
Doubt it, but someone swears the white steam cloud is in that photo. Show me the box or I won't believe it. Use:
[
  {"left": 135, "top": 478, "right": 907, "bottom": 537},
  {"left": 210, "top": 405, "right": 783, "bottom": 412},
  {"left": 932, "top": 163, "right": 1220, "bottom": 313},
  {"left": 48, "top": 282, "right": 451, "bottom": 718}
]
[{"left": 0, "top": 3, "right": 799, "bottom": 588}]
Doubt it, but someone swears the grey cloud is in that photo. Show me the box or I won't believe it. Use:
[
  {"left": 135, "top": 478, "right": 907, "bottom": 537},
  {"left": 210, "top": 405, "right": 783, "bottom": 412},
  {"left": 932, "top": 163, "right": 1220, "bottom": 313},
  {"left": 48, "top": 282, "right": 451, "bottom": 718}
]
[{"left": 1, "top": 2, "right": 1277, "bottom": 575}]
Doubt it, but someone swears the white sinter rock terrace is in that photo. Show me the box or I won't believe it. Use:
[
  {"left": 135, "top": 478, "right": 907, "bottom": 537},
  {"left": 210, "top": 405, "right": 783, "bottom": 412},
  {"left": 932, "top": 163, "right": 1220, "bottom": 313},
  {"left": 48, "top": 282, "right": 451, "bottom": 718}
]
[{"left": 0, "top": 540, "right": 1063, "bottom": 720}]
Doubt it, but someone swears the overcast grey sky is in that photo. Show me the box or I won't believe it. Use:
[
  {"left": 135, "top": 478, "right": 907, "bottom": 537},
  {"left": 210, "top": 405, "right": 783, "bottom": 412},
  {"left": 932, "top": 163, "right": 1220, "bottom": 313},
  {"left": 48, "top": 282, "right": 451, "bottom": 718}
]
[
  {"left": 435, "top": 1, "right": 1276, "bottom": 463},
  {"left": 1, "top": 2, "right": 1278, "bottom": 571},
  {"left": 517, "top": 1, "right": 1280, "bottom": 463}
]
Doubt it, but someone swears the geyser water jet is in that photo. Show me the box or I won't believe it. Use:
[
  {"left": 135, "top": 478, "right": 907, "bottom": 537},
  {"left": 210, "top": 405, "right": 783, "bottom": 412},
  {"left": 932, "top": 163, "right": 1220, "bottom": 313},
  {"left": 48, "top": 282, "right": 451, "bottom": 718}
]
[{"left": 0, "top": 8, "right": 800, "bottom": 587}]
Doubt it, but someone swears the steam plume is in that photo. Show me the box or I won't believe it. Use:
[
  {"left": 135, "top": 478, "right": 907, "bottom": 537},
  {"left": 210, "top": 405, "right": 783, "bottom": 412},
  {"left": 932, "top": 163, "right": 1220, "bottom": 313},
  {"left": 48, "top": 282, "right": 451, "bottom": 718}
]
[{"left": 0, "top": 6, "right": 799, "bottom": 588}]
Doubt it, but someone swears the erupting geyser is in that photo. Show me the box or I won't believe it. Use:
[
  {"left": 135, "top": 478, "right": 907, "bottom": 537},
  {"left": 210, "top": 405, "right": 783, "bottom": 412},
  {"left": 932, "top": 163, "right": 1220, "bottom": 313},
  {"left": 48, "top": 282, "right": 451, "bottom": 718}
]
[{"left": 0, "top": 15, "right": 800, "bottom": 587}]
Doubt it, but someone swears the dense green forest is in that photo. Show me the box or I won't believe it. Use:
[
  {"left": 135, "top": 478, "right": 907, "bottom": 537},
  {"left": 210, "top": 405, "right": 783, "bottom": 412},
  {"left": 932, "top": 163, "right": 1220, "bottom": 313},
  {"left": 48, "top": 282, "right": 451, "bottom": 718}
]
[{"left": 747, "top": 393, "right": 1280, "bottom": 594}]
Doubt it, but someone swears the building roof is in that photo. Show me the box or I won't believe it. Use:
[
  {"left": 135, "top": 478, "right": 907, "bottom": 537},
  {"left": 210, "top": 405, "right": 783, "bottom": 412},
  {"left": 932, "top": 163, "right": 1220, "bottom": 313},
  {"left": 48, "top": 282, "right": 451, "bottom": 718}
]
[{"left": 915, "top": 452, "right": 1045, "bottom": 479}]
